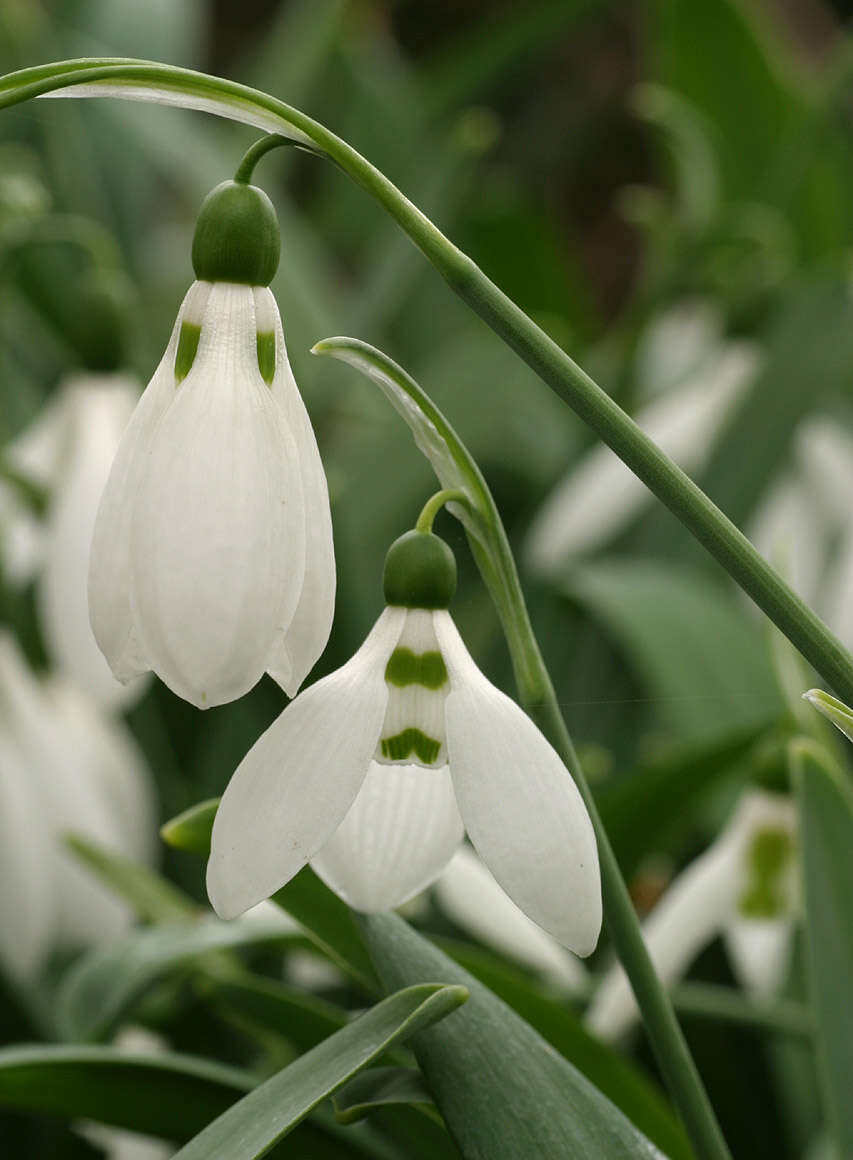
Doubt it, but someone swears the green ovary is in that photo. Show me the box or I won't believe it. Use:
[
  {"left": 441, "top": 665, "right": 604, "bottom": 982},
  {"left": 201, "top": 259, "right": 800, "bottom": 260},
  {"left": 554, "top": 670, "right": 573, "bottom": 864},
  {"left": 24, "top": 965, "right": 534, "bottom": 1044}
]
[
  {"left": 380, "top": 728, "right": 442, "bottom": 765},
  {"left": 737, "top": 827, "right": 794, "bottom": 919},
  {"left": 384, "top": 647, "right": 448, "bottom": 689}
]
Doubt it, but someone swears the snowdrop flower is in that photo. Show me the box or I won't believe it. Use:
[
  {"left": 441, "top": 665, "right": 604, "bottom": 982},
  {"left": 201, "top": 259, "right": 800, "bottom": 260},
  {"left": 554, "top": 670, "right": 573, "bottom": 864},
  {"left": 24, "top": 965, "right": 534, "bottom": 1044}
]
[
  {"left": 0, "top": 633, "right": 157, "bottom": 980},
  {"left": 4, "top": 376, "right": 146, "bottom": 707},
  {"left": 88, "top": 178, "right": 334, "bottom": 708},
  {"left": 749, "top": 418, "right": 853, "bottom": 650},
  {"left": 435, "top": 846, "right": 589, "bottom": 991},
  {"left": 525, "top": 337, "right": 759, "bottom": 575},
  {"left": 586, "top": 789, "right": 797, "bottom": 1041},
  {"left": 208, "top": 525, "right": 601, "bottom": 956}
]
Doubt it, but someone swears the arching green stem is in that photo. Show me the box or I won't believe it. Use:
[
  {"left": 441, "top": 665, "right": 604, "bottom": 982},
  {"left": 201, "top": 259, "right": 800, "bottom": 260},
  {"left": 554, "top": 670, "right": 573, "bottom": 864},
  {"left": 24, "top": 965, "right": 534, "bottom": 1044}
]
[
  {"left": 415, "top": 489, "right": 469, "bottom": 534},
  {"left": 233, "top": 133, "right": 298, "bottom": 184}
]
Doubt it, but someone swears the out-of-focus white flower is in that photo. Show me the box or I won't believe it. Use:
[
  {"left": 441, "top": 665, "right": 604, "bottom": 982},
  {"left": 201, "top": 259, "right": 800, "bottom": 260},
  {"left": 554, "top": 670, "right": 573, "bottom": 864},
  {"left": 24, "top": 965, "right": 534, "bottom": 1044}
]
[
  {"left": 525, "top": 339, "right": 759, "bottom": 575},
  {"left": 749, "top": 418, "right": 853, "bottom": 651},
  {"left": 586, "top": 789, "right": 796, "bottom": 1042},
  {"left": 208, "top": 530, "right": 601, "bottom": 957},
  {"left": 1, "top": 376, "right": 147, "bottom": 708},
  {"left": 89, "top": 180, "right": 335, "bottom": 710},
  {"left": 434, "top": 846, "right": 589, "bottom": 992},
  {"left": 633, "top": 300, "right": 723, "bottom": 401},
  {"left": 0, "top": 633, "right": 157, "bottom": 980}
]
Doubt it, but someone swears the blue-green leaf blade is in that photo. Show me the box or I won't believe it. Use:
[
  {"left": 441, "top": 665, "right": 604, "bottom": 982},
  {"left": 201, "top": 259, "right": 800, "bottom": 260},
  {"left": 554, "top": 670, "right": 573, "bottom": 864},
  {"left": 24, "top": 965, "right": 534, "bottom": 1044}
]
[
  {"left": 173, "top": 983, "right": 467, "bottom": 1160},
  {"left": 360, "top": 913, "right": 666, "bottom": 1159},
  {"left": 790, "top": 737, "right": 853, "bottom": 1157}
]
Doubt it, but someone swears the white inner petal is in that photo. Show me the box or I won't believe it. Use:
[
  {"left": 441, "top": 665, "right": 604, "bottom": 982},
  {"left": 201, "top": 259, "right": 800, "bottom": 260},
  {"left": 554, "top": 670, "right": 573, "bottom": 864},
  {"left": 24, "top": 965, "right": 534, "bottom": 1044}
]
[
  {"left": 311, "top": 760, "right": 464, "bottom": 912},
  {"left": 376, "top": 609, "right": 449, "bottom": 768}
]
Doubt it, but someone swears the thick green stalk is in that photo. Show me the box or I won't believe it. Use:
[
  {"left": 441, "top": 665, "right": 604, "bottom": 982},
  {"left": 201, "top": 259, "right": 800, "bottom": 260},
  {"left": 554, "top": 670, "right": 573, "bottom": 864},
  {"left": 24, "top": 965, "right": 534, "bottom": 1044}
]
[{"left": 0, "top": 59, "right": 850, "bottom": 702}]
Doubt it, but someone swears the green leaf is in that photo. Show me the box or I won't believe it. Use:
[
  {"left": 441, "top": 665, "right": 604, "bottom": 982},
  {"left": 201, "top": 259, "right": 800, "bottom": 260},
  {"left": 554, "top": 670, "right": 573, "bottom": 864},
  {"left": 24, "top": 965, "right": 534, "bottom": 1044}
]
[
  {"left": 65, "top": 833, "right": 197, "bottom": 920},
  {"left": 802, "top": 688, "right": 853, "bottom": 745},
  {"left": 161, "top": 798, "right": 219, "bottom": 856},
  {"left": 360, "top": 914, "right": 667, "bottom": 1159},
  {"left": 0, "top": 1046, "right": 383, "bottom": 1157},
  {"left": 333, "top": 1067, "right": 434, "bottom": 1125},
  {"left": 57, "top": 914, "right": 300, "bottom": 1042},
  {"left": 161, "top": 799, "right": 380, "bottom": 993},
  {"left": 209, "top": 973, "right": 347, "bottom": 1054},
  {"left": 437, "top": 936, "right": 691, "bottom": 1160},
  {"left": 0, "top": 1045, "right": 254, "bottom": 1140},
  {"left": 565, "top": 558, "right": 780, "bottom": 741},
  {"left": 790, "top": 737, "right": 853, "bottom": 1156},
  {"left": 172, "top": 983, "right": 467, "bottom": 1160}
]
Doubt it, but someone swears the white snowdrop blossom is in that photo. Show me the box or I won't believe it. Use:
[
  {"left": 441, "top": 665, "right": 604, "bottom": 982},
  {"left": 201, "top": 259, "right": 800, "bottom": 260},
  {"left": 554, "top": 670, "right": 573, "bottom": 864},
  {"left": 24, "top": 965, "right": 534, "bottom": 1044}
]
[
  {"left": 525, "top": 336, "right": 759, "bottom": 575},
  {"left": 434, "top": 846, "right": 589, "bottom": 991},
  {"left": 0, "top": 633, "right": 157, "bottom": 980},
  {"left": 208, "top": 529, "right": 602, "bottom": 957},
  {"left": 88, "top": 179, "right": 335, "bottom": 708},
  {"left": 749, "top": 418, "right": 853, "bottom": 651},
  {"left": 586, "top": 789, "right": 797, "bottom": 1041},
  {"left": 4, "top": 375, "right": 147, "bottom": 708}
]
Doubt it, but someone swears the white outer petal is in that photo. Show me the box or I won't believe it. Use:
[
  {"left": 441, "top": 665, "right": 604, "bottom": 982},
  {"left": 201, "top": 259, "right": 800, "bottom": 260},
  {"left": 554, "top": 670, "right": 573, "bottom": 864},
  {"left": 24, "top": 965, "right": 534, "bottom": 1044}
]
[
  {"left": 586, "top": 842, "right": 736, "bottom": 1041},
  {"left": 88, "top": 284, "right": 200, "bottom": 682},
  {"left": 723, "top": 915, "right": 794, "bottom": 997},
  {"left": 259, "top": 288, "right": 335, "bottom": 696},
  {"left": 43, "top": 678, "right": 158, "bottom": 865},
  {"left": 39, "top": 375, "right": 149, "bottom": 709},
  {"left": 0, "top": 730, "right": 54, "bottom": 980},
  {"left": 435, "top": 613, "right": 602, "bottom": 956},
  {"left": 525, "top": 343, "right": 757, "bottom": 573},
  {"left": 434, "top": 846, "right": 588, "bottom": 993},
  {"left": 130, "top": 283, "right": 306, "bottom": 708},
  {"left": 0, "top": 635, "right": 134, "bottom": 947},
  {"left": 207, "top": 608, "right": 404, "bottom": 919},
  {"left": 311, "top": 761, "right": 464, "bottom": 911}
]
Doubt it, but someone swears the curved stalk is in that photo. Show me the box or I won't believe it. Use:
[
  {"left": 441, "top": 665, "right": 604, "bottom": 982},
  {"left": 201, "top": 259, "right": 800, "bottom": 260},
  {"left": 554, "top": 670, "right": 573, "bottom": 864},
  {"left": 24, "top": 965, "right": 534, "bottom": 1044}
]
[
  {"left": 313, "top": 338, "right": 731, "bottom": 1160},
  {"left": 0, "top": 60, "right": 849, "bottom": 705}
]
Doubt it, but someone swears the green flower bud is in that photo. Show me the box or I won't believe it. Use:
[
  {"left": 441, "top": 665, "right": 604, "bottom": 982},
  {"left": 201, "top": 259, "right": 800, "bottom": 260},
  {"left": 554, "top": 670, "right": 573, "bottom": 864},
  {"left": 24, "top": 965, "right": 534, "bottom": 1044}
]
[
  {"left": 191, "top": 180, "right": 280, "bottom": 286},
  {"left": 383, "top": 530, "right": 457, "bottom": 610}
]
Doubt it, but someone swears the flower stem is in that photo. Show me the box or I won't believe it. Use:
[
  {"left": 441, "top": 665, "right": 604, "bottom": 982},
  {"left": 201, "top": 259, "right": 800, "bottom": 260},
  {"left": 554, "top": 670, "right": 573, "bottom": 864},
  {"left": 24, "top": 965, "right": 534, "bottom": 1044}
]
[
  {"left": 233, "top": 133, "right": 296, "bottom": 183},
  {"left": 415, "top": 488, "right": 469, "bottom": 534},
  {"left": 1, "top": 61, "right": 850, "bottom": 702}
]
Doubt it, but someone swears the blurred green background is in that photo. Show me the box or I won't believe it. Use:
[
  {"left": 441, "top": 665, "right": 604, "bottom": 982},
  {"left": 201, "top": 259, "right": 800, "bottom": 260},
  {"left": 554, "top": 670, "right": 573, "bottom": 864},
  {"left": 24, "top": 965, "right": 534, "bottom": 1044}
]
[{"left": 3, "top": 1, "right": 853, "bottom": 1156}]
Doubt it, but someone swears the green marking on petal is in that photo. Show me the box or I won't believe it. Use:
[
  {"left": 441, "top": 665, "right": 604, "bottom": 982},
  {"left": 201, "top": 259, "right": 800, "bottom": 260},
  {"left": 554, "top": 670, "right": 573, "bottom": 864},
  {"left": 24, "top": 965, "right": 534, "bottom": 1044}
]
[
  {"left": 384, "top": 647, "right": 448, "bottom": 690},
  {"left": 737, "top": 827, "right": 794, "bottom": 919},
  {"left": 380, "top": 728, "right": 442, "bottom": 765},
  {"left": 175, "top": 321, "right": 201, "bottom": 382},
  {"left": 256, "top": 330, "right": 276, "bottom": 385}
]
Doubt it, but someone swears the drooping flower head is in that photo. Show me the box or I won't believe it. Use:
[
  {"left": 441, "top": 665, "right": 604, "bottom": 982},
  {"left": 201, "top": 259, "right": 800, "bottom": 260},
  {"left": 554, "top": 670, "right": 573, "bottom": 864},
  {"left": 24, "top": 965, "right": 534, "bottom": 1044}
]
[
  {"left": 208, "top": 520, "right": 602, "bottom": 956},
  {"left": 88, "top": 177, "right": 335, "bottom": 708},
  {"left": 586, "top": 789, "right": 797, "bottom": 1041}
]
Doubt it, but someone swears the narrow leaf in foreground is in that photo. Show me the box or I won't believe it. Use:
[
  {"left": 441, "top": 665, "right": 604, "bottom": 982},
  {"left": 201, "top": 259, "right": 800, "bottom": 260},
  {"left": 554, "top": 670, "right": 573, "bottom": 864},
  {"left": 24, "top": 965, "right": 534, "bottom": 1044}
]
[
  {"left": 172, "top": 982, "right": 466, "bottom": 1160},
  {"left": 360, "top": 913, "right": 666, "bottom": 1159},
  {"left": 790, "top": 737, "right": 853, "bottom": 1157},
  {"left": 57, "top": 913, "right": 299, "bottom": 1042}
]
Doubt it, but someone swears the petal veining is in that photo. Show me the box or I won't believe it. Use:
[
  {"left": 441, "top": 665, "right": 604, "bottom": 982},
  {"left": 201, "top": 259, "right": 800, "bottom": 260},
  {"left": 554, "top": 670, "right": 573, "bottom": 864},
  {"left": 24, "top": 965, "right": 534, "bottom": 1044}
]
[
  {"left": 207, "top": 608, "right": 404, "bottom": 918},
  {"left": 130, "top": 282, "right": 306, "bottom": 707},
  {"left": 311, "top": 760, "right": 464, "bottom": 911},
  {"left": 435, "top": 612, "right": 602, "bottom": 956},
  {"left": 263, "top": 288, "right": 336, "bottom": 695}
]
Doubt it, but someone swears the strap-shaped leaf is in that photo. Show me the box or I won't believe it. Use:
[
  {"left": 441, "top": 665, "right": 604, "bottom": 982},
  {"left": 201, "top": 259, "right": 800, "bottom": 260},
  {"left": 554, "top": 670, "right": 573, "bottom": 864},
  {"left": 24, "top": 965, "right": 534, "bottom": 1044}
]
[
  {"left": 172, "top": 982, "right": 466, "bottom": 1159},
  {"left": 162, "top": 799, "right": 380, "bottom": 992},
  {"left": 360, "top": 913, "right": 667, "bottom": 1159},
  {"left": 790, "top": 737, "right": 853, "bottom": 1157},
  {"left": 438, "top": 937, "right": 690, "bottom": 1159},
  {"left": 333, "top": 1067, "right": 434, "bottom": 1124},
  {"left": 57, "top": 914, "right": 300, "bottom": 1042}
]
